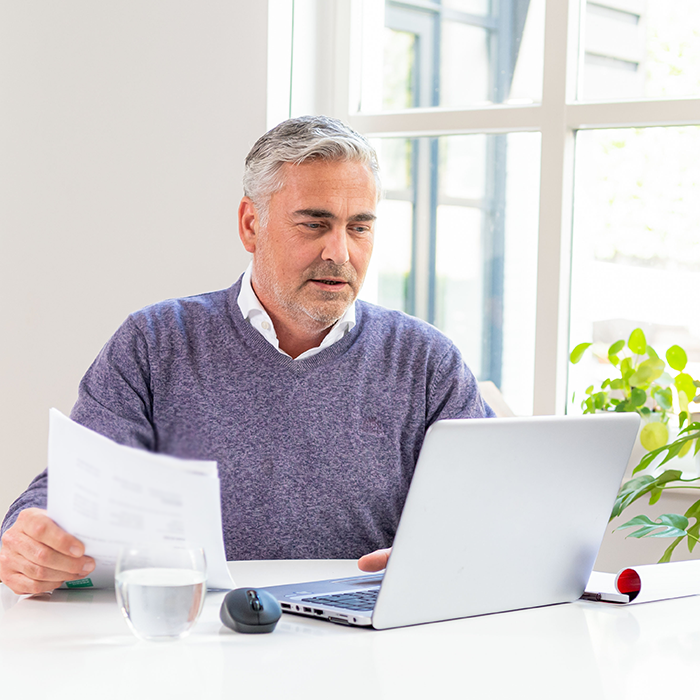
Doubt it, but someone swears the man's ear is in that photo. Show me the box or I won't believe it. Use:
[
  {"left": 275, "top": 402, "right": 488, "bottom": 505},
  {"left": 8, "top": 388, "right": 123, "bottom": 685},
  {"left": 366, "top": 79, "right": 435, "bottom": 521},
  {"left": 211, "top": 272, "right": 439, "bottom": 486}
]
[{"left": 238, "top": 197, "right": 259, "bottom": 253}]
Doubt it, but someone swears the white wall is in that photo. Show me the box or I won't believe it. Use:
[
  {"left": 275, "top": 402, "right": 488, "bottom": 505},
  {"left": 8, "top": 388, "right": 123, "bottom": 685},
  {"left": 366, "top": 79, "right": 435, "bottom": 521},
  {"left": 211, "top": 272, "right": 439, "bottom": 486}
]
[{"left": 0, "top": 1, "right": 271, "bottom": 516}]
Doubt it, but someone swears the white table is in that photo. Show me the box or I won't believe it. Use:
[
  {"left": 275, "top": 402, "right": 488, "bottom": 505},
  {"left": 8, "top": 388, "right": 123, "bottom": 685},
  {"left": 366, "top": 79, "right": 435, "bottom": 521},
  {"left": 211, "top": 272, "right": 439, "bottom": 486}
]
[{"left": 2, "top": 559, "right": 700, "bottom": 700}]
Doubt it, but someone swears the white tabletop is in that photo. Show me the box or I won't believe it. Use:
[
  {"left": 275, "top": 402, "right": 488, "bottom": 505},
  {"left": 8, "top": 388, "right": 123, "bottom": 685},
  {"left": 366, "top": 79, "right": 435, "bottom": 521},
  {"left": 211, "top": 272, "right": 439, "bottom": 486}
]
[{"left": 2, "top": 559, "right": 700, "bottom": 700}]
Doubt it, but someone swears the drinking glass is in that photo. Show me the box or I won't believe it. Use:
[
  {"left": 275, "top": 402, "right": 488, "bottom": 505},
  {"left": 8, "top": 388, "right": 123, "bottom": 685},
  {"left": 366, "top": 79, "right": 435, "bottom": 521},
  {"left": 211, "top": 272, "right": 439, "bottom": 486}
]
[{"left": 115, "top": 544, "right": 207, "bottom": 641}]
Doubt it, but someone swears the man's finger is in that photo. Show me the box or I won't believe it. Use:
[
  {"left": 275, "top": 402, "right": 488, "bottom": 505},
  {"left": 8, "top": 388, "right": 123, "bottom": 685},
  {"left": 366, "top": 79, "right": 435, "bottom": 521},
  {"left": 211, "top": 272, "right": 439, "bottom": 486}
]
[
  {"left": 357, "top": 547, "right": 391, "bottom": 572},
  {"left": 16, "top": 508, "right": 86, "bottom": 557},
  {"left": 7, "top": 531, "right": 94, "bottom": 579}
]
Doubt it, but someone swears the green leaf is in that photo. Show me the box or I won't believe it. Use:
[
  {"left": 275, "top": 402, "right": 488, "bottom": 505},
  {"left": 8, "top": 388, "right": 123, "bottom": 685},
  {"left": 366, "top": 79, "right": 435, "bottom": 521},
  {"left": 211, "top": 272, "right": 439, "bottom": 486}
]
[
  {"left": 609, "top": 355, "right": 620, "bottom": 367},
  {"left": 648, "top": 487, "right": 662, "bottom": 505},
  {"left": 628, "top": 328, "right": 647, "bottom": 355},
  {"left": 666, "top": 345, "right": 688, "bottom": 372},
  {"left": 616, "top": 514, "right": 657, "bottom": 530},
  {"left": 617, "top": 513, "right": 689, "bottom": 539},
  {"left": 609, "top": 340, "right": 625, "bottom": 358},
  {"left": 687, "top": 519, "right": 700, "bottom": 553},
  {"left": 610, "top": 378, "right": 624, "bottom": 390},
  {"left": 612, "top": 470, "right": 684, "bottom": 518},
  {"left": 570, "top": 342, "right": 592, "bottom": 364},
  {"left": 640, "top": 421, "right": 668, "bottom": 451},
  {"left": 658, "top": 513, "right": 689, "bottom": 530},
  {"left": 654, "top": 386, "right": 673, "bottom": 411},
  {"left": 620, "top": 357, "right": 633, "bottom": 378},
  {"left": 647, "top": 345, "right": 659, "bottom": 360},
  {"left": 629, "top": 388, "right": 647, "bottom": 408},
  {"left": 629, "top": 358, "right": 665, "bottom": 387},
  {"left": 675, "top": 373, "right": 697, "bottom": 402},
  {"left": 628, "top": 526, "right": 665, "bottom": 538},
  {"left": 657, "top": 372, "right": 673, "bottom": 388},
  {"left": 684, "top": 499, "right": 700, "bottom": 520},
  {"left": 648, "top": 527, "right": 689, "bottom": 538},
  {"left": 659, "top": 536, "right": 684, "bottom": 563},
  {"left": 678, "top": 438, "right": 693, "bottom": 458}
]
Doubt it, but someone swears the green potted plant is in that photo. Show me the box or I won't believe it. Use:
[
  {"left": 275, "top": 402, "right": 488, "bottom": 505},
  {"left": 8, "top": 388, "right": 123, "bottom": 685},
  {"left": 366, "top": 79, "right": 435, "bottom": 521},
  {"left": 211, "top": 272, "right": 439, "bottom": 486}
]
[{"left": 570, "top": 328, "right": 700, "bottom": 562}]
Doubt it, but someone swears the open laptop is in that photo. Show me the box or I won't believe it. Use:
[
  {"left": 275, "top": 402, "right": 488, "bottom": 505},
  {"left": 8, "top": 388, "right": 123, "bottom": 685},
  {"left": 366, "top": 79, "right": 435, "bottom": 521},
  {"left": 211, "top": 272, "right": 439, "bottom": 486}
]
[{"left": 262, "top": 413, "right": 640, "bottom": 629}]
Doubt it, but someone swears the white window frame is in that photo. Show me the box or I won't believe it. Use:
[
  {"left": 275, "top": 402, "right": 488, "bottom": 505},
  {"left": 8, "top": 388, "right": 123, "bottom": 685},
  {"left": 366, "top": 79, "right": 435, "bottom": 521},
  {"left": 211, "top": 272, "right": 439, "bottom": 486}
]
[{"left": 282, "top": 0, "right": 700, "bottom": 415}]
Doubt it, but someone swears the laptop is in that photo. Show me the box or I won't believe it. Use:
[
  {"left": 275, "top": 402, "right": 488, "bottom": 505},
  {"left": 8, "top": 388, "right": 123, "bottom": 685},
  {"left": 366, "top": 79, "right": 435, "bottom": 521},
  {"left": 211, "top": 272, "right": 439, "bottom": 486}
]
[{"left": 262, "top": 413, "right": 640, "bottom": 629}]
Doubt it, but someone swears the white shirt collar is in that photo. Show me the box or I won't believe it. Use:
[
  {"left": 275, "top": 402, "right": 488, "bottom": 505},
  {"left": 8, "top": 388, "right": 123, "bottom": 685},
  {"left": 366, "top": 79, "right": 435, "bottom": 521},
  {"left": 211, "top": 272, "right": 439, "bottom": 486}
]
[{"left": 237, "top": 262, "right": 356, "bottom": 360}]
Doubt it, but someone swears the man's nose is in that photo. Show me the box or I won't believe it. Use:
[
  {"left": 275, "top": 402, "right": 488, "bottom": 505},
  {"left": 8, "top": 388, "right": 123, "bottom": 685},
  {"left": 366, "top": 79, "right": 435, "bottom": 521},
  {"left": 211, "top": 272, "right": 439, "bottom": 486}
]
[{"left": 321, "top": 227, "right": 350, "bottom": 265}]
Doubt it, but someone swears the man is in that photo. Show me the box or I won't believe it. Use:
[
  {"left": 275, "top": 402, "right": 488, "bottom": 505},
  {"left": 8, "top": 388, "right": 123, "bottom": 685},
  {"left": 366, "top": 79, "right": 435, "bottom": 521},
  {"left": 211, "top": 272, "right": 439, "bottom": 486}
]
[{"left": 0, "top": 116, "right": 493, "bottom": 595}]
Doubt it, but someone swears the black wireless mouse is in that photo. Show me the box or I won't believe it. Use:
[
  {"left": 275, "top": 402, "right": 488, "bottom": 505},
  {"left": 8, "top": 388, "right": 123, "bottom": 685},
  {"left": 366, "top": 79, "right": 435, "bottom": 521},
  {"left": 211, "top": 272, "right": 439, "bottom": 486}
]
[{"left": 219, "top": 588, "right": 282, "bottom": 634}]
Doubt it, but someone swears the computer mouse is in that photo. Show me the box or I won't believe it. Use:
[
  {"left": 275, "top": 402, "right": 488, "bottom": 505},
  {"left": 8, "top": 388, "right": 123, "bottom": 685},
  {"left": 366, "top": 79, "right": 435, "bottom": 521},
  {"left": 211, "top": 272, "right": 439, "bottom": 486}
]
[{"left": 219, "top": 588, "right": 282, "bottom": 634}]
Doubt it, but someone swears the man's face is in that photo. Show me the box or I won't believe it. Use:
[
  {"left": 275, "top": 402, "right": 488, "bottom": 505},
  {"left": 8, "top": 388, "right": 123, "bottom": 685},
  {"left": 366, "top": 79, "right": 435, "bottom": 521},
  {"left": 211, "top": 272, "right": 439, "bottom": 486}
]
[{"left": 241, "top": 159, "right": 377, "bottom": 335}]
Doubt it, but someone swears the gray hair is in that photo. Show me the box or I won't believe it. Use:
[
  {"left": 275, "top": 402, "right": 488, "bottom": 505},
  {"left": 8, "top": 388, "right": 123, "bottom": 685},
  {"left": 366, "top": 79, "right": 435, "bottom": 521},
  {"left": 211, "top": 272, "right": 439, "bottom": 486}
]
[{"left": 243, "top": 115, "right": 381, "bottom": 221}]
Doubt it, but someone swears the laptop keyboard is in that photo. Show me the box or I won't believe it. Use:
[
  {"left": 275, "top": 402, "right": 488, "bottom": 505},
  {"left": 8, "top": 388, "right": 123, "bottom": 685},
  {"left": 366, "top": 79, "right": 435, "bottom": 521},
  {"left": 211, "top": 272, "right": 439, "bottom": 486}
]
[{"left": 300, "top": 588, "right": 379, "bottom": 611}]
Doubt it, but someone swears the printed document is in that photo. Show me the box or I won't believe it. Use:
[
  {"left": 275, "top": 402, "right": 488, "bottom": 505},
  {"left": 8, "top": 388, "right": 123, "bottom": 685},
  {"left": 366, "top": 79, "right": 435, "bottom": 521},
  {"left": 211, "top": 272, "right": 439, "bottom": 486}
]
[{"left": 47, "top": 409, "right": 234, "bottom": 590}]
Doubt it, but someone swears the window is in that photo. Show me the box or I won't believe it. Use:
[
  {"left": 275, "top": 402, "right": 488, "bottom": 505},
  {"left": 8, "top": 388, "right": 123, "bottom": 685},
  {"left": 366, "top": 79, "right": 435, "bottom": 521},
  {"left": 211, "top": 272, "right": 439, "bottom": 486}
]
[{"left": 286, "top": 0, "right": 700, "bottom": 415}]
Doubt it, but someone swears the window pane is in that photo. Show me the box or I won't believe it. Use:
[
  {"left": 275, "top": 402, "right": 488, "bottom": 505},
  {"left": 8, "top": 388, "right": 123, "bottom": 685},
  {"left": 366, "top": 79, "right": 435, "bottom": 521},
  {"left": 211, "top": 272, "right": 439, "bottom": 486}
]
[
  {"left": 363, "top": 199, "right": 413, "bottom": 313},
  {"left": 383, "top": 28, "right": 416, "bottom": 110},
  {"left": 580, "top": 0, "right": 700, "bottom": 100},
  {"left": 359, "top": 0, "right": 544, "bottom": 111},
  {"left": 440, "top": 21, "right": 491, "bottom": 107},
  {"left": 442, "top": 0, "right": 490, "bottom": 16},
  {"left": 439, "top": 135, "right": 487, "bottom": 200},
  {"left": 436, "top": 205, "right": 485, "bottom": 371},
  {"left": 360, "top": 132, "right": 541, "bottom": 415},
  {"left": 569, "top": 126, "right": 700, "bottom": 410}
]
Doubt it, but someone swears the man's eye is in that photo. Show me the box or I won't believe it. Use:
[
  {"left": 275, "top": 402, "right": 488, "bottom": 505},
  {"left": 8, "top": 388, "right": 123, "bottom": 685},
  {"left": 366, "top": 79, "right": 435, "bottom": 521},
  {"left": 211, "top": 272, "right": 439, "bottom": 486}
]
[{"left": 303, "top": 222, "right": 324, "bottom": 230}]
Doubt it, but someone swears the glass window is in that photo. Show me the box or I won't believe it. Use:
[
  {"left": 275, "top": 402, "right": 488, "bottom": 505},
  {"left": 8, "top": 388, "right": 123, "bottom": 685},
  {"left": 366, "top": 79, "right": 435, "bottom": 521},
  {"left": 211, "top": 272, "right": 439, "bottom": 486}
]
[
  {"left": 568, "top": 126, "right": 700, "bottom": 406},
  {"left": 580, "top": 0, "right": 700, "bottom": 101},
  {"left": 359, "top": 0, "right": 544, "bottom": 111},
  {"left": 360, "top": 132, "right": 541, "bottom": 415}
]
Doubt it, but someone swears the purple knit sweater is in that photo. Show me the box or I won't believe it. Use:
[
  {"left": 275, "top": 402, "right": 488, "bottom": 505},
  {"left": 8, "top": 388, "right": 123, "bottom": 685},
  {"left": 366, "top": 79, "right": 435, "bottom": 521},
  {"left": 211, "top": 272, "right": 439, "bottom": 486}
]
[{"left": 2, "top": 278, "right": 494, "bottom": 559}]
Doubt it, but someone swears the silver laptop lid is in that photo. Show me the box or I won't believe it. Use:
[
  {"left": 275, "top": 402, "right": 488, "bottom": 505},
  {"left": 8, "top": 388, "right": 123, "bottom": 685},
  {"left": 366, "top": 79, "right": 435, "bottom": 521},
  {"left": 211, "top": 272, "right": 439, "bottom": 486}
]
[{"left": 371, "top": 413, "right": 639, "bottom": 629}]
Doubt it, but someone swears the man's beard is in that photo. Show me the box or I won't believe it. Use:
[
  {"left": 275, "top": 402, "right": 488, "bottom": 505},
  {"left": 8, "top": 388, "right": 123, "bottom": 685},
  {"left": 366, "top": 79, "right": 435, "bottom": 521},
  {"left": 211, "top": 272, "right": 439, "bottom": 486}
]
[{"left": 255, "top": 255, "right": 360, "bottom": 331}]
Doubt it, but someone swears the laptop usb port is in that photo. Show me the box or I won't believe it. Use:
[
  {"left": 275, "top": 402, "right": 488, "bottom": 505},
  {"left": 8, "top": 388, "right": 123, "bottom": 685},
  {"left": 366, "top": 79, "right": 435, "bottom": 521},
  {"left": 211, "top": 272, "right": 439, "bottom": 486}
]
[
  {"left": 313, "top": 609, "right": 323, "bottom": 615},
  {"left": 281, "top": 603, "right": 291, "bottom": 610},
  {"left": 303, "top": 607, "right": 312, "bottom": 613}
]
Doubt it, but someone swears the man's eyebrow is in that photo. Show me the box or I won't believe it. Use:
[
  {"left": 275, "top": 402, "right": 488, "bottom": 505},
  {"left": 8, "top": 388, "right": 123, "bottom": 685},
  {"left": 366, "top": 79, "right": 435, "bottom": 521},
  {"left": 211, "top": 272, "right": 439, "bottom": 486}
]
[
  {"left": 292, "top": 208, "right": 336, "bottom": 219},
  {"left": 292, "top": 209, "right": 377, "bottom": 222},
  {"left": 350, "top": 212, "right": 377, "bottom": 223}
]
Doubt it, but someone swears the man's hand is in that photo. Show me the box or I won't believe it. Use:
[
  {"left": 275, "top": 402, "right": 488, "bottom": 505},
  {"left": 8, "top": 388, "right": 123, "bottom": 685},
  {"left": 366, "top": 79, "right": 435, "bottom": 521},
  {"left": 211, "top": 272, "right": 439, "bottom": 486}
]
[
  {"left": 358, "top": 547, "right": 392, "bottom": 572},
  {"left": 0, "top": 508, "right": 95, "bottom": 595}
]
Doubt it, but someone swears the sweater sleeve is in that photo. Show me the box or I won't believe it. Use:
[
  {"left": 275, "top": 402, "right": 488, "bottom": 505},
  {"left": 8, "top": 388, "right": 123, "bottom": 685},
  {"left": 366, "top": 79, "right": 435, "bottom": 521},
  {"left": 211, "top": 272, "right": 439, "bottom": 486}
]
[
  {"left": 1, "top": 316, "right": 156, "bottom": 536},
  {"left": 69, "top": 315, "right": 156, "bottom": 450},
  {"left": 425, "top": 344, "right": 495, "bottom": 426}
]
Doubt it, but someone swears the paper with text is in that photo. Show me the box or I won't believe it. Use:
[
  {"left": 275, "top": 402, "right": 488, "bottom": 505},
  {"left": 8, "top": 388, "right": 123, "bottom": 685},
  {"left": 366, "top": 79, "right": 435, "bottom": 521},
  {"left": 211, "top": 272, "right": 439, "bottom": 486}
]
[{"left": 47, "top": 409, "right": 235, "bottom": 590}]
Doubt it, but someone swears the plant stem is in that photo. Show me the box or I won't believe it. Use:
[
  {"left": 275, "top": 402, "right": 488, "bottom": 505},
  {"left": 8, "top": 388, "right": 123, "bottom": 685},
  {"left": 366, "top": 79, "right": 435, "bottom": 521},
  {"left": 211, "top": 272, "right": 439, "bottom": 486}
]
[{"left": 651, "top": 485, "right": 700, "bottom": 491}]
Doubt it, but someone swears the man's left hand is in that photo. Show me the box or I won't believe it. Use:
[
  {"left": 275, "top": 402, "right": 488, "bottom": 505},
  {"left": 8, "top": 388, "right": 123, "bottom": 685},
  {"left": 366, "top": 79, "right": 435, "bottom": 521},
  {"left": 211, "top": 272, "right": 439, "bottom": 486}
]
[{"left": 357, "top": 548, "right": 391, "bottom": 572}]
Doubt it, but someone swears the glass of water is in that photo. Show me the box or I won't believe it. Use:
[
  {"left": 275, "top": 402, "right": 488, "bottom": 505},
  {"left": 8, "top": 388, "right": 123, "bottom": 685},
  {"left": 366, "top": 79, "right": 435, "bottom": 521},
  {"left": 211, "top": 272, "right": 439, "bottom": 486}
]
[{"left": 115, "top": 544, "right": 207, "bottom": 642}]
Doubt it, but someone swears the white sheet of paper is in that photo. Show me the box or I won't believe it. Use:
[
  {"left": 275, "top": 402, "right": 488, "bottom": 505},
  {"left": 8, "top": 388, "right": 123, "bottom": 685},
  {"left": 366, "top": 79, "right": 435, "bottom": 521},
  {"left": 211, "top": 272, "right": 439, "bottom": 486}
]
[{"left": 47, "top": 409, "right": 235, "bottom": 590}]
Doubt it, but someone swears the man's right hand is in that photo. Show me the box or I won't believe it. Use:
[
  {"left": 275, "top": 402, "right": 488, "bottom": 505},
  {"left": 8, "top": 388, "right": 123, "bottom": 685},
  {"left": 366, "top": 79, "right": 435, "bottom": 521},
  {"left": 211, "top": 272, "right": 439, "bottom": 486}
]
[{"left": 0, "top": 508, "right": 95, "bottom": 595}]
